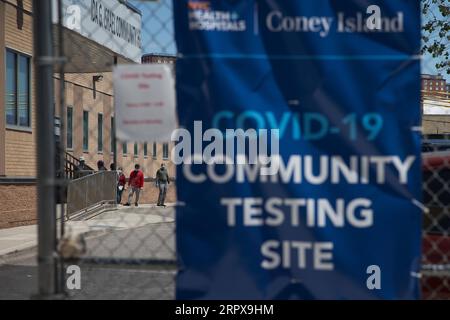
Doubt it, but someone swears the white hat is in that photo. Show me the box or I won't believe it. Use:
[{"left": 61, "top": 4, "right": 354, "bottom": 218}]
[{"left": 79, "top": 156, "right": 85, "bottom": 161}]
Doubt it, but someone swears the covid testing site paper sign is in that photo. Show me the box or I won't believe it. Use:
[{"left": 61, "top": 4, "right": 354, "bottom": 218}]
[
  {"left": 174, "top": 1, "right": 422, "bottom": 299},
  {"left": 113, "top": 64, "right": 176, "bottom": 142}
]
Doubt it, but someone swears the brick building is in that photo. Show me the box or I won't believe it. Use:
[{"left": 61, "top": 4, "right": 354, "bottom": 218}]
[
  {"left": 0, "top": 0, "right": 175, "bottom": 228},
  {"left": 421, "top": 74, "right": 450, "bottom": 136},
  {"left": 421, "top": 74, "right": 447, "bottom": 96}
]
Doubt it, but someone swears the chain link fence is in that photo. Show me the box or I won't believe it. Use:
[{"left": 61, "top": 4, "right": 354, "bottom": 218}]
[
  {"left": 50, "top": 0, "right": 177, "bottom": 300},
  {"left": 421, "top": 137, "right": 450, "bottom": 299},
  {"left": 43, "top": 0, "right": 450, "bottom": 299}
]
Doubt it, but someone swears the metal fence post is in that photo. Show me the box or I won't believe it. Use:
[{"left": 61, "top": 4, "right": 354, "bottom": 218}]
[
  {"left": 56, "top": 0, "right": 67, "bottom": 295},
  {"left": 33, "top": 0, "right": 57, "bottom": 298}
]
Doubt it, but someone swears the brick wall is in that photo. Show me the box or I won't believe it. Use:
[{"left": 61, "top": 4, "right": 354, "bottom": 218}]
[
  {"left": 0, "top": 184, "right": 37, "bottom": 229},
  {"left": 0, "top": 181, "right": 177, "bottom": 229},
  {"left": 5, "top": 130, "right": 36, "bottom": 176}
]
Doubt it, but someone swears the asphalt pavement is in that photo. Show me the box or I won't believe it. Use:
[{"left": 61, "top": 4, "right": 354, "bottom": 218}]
[{"left": 0, "top": 205, "right": 176, "bottom": 300}]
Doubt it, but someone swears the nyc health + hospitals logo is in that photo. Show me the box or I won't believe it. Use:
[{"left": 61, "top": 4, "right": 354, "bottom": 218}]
[{"left": 188, "top": 1, "right": 246, "bottom": 32}]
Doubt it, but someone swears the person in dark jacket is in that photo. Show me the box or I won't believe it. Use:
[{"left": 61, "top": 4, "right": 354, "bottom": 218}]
[
  {"left": 97, "top": 160, "right": 107, "bottom": 171},
  {"left": 74, "top": 156, "right": 90, "bottom": 178},
  {"left": 116, "top": 167, "right": 126, "bottom": 204},
  {"left": 125, "top": 164, "right": 144, "bottom": 207},
  {"left": 156, "top": 163, "right": 170, "bottom": 207}
]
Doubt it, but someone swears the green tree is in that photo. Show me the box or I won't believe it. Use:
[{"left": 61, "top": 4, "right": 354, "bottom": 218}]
[{"left": 421, "top": 0, "right": 450, "bottom": 75}]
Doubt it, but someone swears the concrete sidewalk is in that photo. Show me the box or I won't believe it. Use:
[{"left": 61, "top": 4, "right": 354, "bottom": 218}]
[{"left": 0, "top": 203, "right": 175, "bottom": 258}]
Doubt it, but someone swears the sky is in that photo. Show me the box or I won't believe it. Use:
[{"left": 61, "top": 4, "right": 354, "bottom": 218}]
[
  {"left": 131, "top": 0, "right": 177, "bottom": 56},
  {"left": 131, "top": 0, "right": 448, "bottom": 81}
]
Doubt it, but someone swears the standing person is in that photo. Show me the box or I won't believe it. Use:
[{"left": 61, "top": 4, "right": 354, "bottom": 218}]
[
  {"left": 125, "top": 164, "right": 144, "bottom": 207},
  {"left": 74, "top": 156, "right": 89, "bottom": 178},
  {"left": 156, "top": 163, "right": 170, "bottom": 207},
  {"left": 97, "top": 160, "right": 107, "bottom": 171},
  {"left": 116, "top": 167, "right": 126, "bottom": 204}
]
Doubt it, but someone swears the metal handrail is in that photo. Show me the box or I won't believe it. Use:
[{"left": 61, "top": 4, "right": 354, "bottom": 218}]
[
  {"left": 63, "top": 151, "right": 94, "bottom": 179},
  {"left": 66, "top": 170, "right": 117, "bottom": 217},
  {"left": 71, "top": 170, "right": 105, "bottom": 182}
]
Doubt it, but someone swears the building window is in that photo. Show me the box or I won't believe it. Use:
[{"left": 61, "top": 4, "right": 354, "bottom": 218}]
[
  {"left": 5, "top": 50, "right": 31, "bottom": 127},
  {"left": 54, "top": 116, "right": 61, "bottom": 143},
  {"left": 153, "top": 142, "right": 157, "bottom": 158},
  {"left": 67, "top": 107, "right": 73, "bottom": 149},
  {"left": 123, "top": 142, "right": 128, "bottom": 155},
  {"left": 134, "top": 142, "right": 138, "bottom": 157},
  {"left": 110, "top": 117, "right": 115, "bottom": 153},
  {"left": 83, "top": 110, "right": 89, "bottom": 151},
  {"left": 144, "top": 143, "right": 148, "bottom": 157},
  {"left": 97, "top": 113, "right": 103, "bottom": 152},
  {"left": 163, "top": 143, "right": 169, "bottom": 159}
]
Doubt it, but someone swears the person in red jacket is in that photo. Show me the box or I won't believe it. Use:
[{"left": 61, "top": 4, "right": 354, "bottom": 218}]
[{"left": 124, "top": 164, "right": 144, "bottom": 207}]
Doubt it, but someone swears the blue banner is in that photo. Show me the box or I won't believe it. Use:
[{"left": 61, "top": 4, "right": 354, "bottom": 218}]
[{"left": 174, "top": 0, "right": 422, "bottom": 299}]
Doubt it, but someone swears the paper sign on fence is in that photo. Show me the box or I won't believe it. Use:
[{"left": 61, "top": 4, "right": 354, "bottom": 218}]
[{"left": 113, "top": 64, "right": 176, "bottom": 142}]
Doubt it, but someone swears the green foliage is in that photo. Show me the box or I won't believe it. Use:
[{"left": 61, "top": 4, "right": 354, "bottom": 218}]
[{"left": 421, "top": 0, "right": 450, "bottom": 75}]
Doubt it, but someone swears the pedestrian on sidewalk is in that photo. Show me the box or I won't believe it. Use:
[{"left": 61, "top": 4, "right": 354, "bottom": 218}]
[
  {"left": 74, "top": 156, "right": 90, "bottom": 178},
  {"left": 125, "top": 164, "right": 144, "bottom": 207},
  {"left": 116, "top": 167, "right": 126, "bottom": 204},
  {"left": 97, "top": 160, "right": 107, "bottom": 171},
  {"left": 156, "top": 163, "right": 170, "bottom": 207}
]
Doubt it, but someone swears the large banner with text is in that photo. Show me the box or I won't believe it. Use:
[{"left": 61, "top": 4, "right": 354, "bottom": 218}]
[{"left": 174, "top": 0, "right": 422, "bottom": 299}]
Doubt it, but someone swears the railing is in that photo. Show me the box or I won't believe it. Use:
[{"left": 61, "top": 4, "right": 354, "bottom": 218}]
[
  {"left": 66, "top": 171, "right": 117, "bottom": 218},
  {"left": 54, "top": 148, "right": 95, "bottom": 203},
  {"left": 63, "top": 151, "right": 95, "bottom": 180}
]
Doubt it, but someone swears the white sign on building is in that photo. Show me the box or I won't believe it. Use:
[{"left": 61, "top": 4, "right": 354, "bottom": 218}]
[
  {"left": 52, "top": 0, "right": 142, "bottom": 63},
  {"left": 113, "top": 64, "right": 177, "bottom": 142},
  {"left": 423, "top": 99, "right": 450, "bottom": 115}
]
